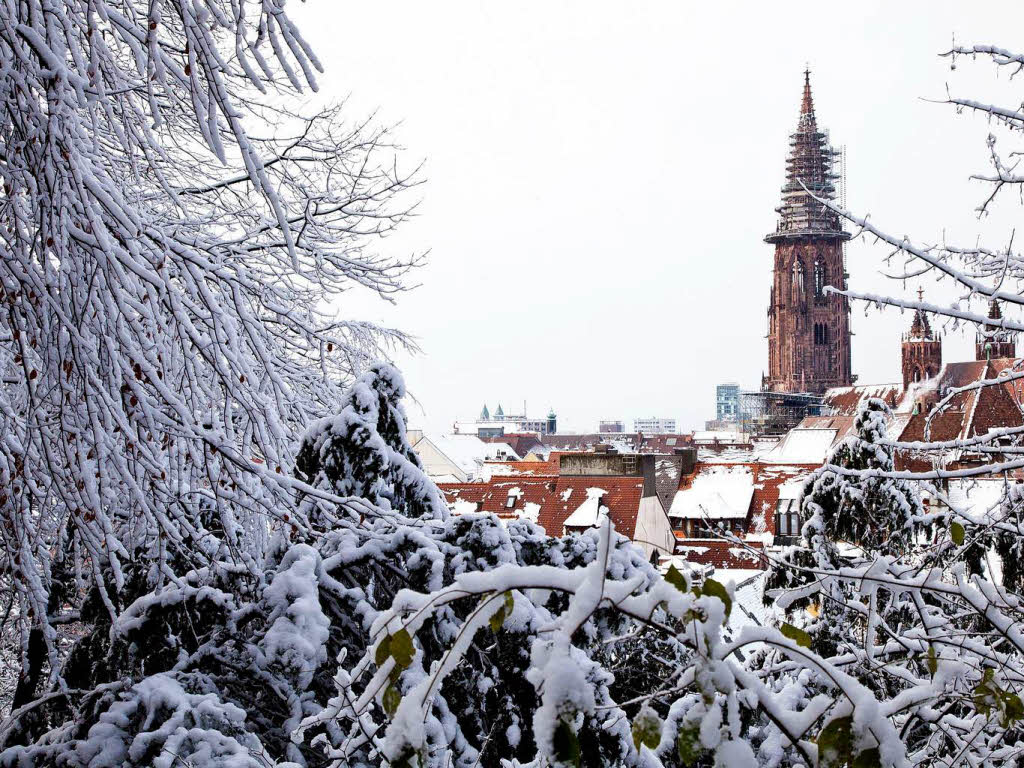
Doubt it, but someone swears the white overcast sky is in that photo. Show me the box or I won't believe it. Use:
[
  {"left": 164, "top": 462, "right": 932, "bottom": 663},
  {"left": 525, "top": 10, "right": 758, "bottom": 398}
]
[{"left": 290, "top": 1, "right": 1024, "bottom": 433}]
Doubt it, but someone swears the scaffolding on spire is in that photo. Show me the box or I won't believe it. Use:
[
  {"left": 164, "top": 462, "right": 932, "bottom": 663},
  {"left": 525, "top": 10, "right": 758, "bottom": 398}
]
[{"left": 766, "top": 70, "right": 850, "bottom": 244}]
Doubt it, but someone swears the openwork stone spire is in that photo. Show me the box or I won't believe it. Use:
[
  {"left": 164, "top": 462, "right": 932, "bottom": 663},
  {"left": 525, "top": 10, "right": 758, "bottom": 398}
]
[{"left": 766, "top": 70, "right": 848, "bottom": 243}]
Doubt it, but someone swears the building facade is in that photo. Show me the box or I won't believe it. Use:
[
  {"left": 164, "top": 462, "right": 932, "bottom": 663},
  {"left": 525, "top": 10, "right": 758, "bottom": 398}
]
[
  {"left": 763, "top": 71, "right": 853, "bottom": 395},
  {"left": 716, "top": 383, "right": 740, "bottom": 423},
  {"left": 599, "top": 420, "right": 625, "bottom": 433},
  {"left": 456, "top": 404, "right": 557, "bottom": 437},
  {"left": 633, "top": 417, "right": 677, "bottom": 435}
]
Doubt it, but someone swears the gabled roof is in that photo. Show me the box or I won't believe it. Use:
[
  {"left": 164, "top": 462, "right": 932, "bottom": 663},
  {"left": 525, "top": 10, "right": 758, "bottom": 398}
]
[
  {"left": 671, "top": 462, "right": 817, "bottom": 535},
  {"left": 562, "top": 488, "right": 608, "bottom": 528},
  {"left": 670, "top": 465, "right": 755, "bottom": 519},
  {"left": 439, "top": 476, "right": 558, "bottom": 521},
  {"left": 537, "top": 476, "right": 646, "bottom": 539},
  {"left": 761, "top": 425, "right": 842, "bottom": 464},
  {"left": 419, "top": 434, "right": 520, "bottom": 477},
  {"left": 822, "top": 384, "right": 901, "bottom": 416},
  {"left": 893, "top": 359, "right": 1024, "bottom": 470},
  {"left": 897, "top": 360, "right": 1024, "bottom": 444},
  {"left": 481, "top": 433, "right": 547, "bottom": 459}
]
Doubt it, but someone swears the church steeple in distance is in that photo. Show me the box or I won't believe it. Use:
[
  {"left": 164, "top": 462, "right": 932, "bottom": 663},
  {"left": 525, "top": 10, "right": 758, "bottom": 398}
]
[
  {"left": 903, "top": 287, "right": 941, "bottom": 389},
  {"left": 976, "top": 299, "right": 1017, "bottom": 360},
  {"left": 763, "top": 70, "right": 853, "bottom": 395}
]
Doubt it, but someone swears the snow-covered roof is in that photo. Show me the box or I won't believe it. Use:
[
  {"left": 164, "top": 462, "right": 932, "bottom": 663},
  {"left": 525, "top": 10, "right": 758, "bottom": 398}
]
[
  {"left": 670, "top": 465, "right": 755, "bottom": 520},
  {"left": 482, "top": 442, "right": 522, "bottom": 461},
  {"left": 693, "top": 430, "right": 751, "bottom": 444},
  {"left": 762, "top": 427, "right": 837, "bottom": 464},
  {"left": 776, "top": 475, "right": 806, "bottom": 501},
  {"left": 945, "top": 479, "right": 1009, "bottom": 519},
  {"left": 422, "top": 434, "right": 494, "bottom": 476},
  {"left": 562, "top": 487, "right": 608, "bottom": 528}
]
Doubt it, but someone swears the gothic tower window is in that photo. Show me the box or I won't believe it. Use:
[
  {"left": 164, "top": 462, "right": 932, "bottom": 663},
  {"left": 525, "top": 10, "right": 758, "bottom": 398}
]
[
  {"left": 814, "top": 258, "right": 826, "bottom": 299},
  {"left": 792, "top": 260, "right": 805, "bottom": 296}
]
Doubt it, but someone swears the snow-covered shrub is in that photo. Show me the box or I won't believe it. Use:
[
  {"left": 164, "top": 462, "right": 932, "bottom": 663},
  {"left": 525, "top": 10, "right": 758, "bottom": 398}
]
[{"left": 0, "top": 366, "right": 701, "bottom": 767}]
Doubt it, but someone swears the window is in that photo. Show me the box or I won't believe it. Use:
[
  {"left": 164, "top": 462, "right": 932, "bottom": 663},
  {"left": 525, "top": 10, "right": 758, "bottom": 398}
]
[
  {"left": 814, "top": 258, "right": 826, "bottom": 298},
  {"left": 792, "top": 260, "right": 805, "bottom": 295},
  {"left": 775, "top": 499, "right": 801, "bottom": 537},
  {"left": 505, "top": 493, "right": 516, "bottom": 509},
  {"left": 813, "top": 323, "right": 829, "bottom": 346}
]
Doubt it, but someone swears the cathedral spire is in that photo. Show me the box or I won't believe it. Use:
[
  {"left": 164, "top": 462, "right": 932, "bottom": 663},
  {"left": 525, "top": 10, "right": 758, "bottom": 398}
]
[
  {"left": 766, "top": 70, "right": 849, "bottom": 243},
  {"left": 800, "top": 68, "right": 814, "bottom": 121},
  {"left": 763, "top": 71, "right": 853, "bottom": 395}
]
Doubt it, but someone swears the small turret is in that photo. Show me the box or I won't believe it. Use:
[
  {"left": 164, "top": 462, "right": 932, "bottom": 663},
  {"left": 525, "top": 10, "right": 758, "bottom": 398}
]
[
  {"left": 495, "top": 403, "right": 504, "bottom": 419},
  {"left": 546, "top": 407, "right": 557, "bottom": 435},
  {"left": 480, "top": 404, "right": 490, "bottom": 420},
  {"left": 902, "top": 288, "right": 942, "bottom": 390},
  {"left": 976, "top": 300, "right": 1017, "bottom": 361}
]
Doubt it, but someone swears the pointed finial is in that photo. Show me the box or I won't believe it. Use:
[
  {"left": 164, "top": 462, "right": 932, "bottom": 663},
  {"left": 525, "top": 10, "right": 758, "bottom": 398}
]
[
  {"left": 917, "top": 286, "right": 924, "bottom": 303},
  {"left": 801, "top": 67, "right": 814, "bottom": 116}
]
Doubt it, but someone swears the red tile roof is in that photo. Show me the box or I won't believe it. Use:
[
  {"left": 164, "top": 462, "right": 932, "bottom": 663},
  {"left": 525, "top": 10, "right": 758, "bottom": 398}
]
[
  {"left": 894, "top": 360, "right": 1024, "bottom": 469},
  {"left": 484, "top": 459, "right": 560, "bottom": 476},
  {"left": 537, "top": 476, "right": 646, "bottom": 539},
  {"left": 672, "top": 538, "right": 767, "bottom": 570},
  {"left": 823, "top": 384, "right": 901, "bottom": 416},
  {"left": 439, "top": 477, "right": 558, "bottom": 520}
]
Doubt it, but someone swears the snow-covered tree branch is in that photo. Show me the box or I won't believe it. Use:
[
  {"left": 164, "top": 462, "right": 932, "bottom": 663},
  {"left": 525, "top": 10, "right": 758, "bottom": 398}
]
[{"left": 0, "top": 0, "right": 420, "bottom": 743}]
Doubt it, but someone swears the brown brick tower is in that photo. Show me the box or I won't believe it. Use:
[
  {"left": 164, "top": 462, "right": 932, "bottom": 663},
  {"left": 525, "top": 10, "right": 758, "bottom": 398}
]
[
  {"left": 763, "top": 71, "right": 853, "bottom": 394},
  {"left": 902, "top": 290, "right": 942, "bottom": 389}
]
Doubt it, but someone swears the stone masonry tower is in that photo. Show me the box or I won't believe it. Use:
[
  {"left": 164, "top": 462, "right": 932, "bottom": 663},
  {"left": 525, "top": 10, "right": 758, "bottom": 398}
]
[
  {"left": 902, "top": 290, "right": 942, "bottom": 390},
  {"left": 764, "top": 71, "right": 853, "bottom": 394},
  {"left": 975, "top": 300, "right": 1017, "bottom": 361}
]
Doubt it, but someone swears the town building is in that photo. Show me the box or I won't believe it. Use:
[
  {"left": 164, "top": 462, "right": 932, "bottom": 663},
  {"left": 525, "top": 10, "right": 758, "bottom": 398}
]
[
  {"left": 716, "top": 383, "right": 740, "bottom": 423},
  {"left": 438, "top": 452, "right": 684, "bottom": 561},
  {"left": 633, "top": 416, "right": 677, "bottom": 435},
  {"left": 599, "top": 420, "right": 625, "bottom": 433},
  {"left": 455, "top": 403, "right": 557, "bottom": 437},
  {"left": 409, "top": 431, "right": 520, "bottom": 482},
  {"left": 819, "top": 300, "right": 1024, "bottom": 476},
  {"left": 763, "top": 70, "right": 853, "bottom": 395}
]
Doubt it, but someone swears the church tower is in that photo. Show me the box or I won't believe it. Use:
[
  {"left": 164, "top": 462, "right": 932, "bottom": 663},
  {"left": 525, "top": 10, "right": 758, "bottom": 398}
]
[
  {"left": 902, "top": 290, "right": 942, "bottom": 390},
  {"left": 975, "top": 300, "right": 1017, "bottom": 360},
  {"left": 764, "top": 71, "right": 853, "bottom": 394}
]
